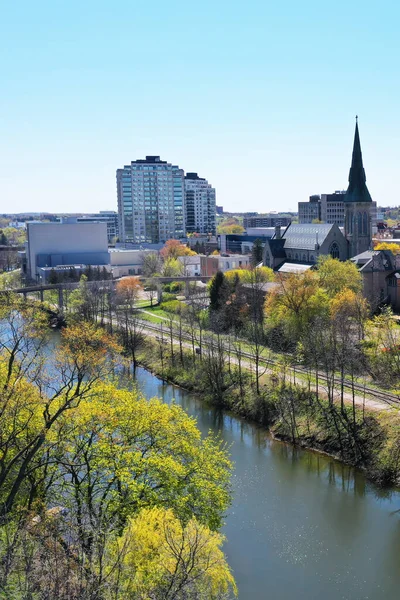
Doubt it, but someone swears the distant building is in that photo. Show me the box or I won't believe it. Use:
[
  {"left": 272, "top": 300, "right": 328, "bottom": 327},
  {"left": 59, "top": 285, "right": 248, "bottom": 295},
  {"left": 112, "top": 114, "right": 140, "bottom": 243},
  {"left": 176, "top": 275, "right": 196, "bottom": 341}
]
[
  {"left": 320, "top": 191, "right": 346, "bottom": 226},
  {"left": 187, "top": 235, "right": 219, "bottom": 255},
  {"left": 108, "top": 248, "right": 154, "bottom": 278},
  {"left": 185, "top": 172, "right": 216, "bottom": 235},
  {"left": 76, "top": 212, "right": 119, "bottom": 243},
  {"left": 219, "top": 231, "right": 275, "bottom": 254},
  {"left": 8, "top": 221, "right": 25, "bottom": 229},
  {"left": 343, "top": 119, "right": 374, "bottom": 257},
  {"left": 200, "top": 254, "right": 251, "bottom": 277},
  {"left": 298, "top": 196, "right": 321, "bottom": 223},
  {"left": 265, "top": 119, "right": 376, "bottom": 270},
  {"left": 216, "top": 206, "right": 224, "bottom": 215},
  {"left": 351, "top": 250, "right": 400, "bottom": 312},
  {"left": 263, "top": 223, "right": 348, "bottom": 271},
  {"left": 24, "top": 222, "right": 109, "bottom": 282},
  {"left": 117, "top": 156, "right": 185, "bottom": 244},
  {"left": 178, "top": 255, "right": 201, "bottom": 276},
  {"left": 243, "top": 215, "right": 291, "bottom": 228}
]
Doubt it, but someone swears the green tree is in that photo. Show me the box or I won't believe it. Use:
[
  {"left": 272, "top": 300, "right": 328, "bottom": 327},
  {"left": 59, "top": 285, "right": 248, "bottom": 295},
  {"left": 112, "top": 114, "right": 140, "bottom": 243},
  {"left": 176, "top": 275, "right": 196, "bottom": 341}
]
[
  {"left": 209, "top": 271, "right": 225, "bottom": 312},
  {"left": 48, "top": 268, "right": 58, "bottom": 284},
  {"left": 0, "top": 312, "right": 120, "bottom": 518},
  {"left": 162, "top": 257, "right": 184, "bottom": 277},
  {"left": 251, "top": 238, "right": 264, "bottom": 266},
  {"left": 317, "top": 256, "right": 362, "bottom": 297}
]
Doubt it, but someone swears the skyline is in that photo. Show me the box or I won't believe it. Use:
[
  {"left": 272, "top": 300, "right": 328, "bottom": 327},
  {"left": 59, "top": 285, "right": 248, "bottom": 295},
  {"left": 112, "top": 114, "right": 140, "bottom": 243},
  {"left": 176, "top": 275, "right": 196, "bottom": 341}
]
[{"left": 1, "top": 0, "right": 399, "bottom": 214}]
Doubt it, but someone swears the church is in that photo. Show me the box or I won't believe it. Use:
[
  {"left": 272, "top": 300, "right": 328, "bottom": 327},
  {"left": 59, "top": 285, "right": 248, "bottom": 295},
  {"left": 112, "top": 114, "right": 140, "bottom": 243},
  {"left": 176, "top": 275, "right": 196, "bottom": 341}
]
[{"left": 263, "top": 119, "right": 375, "bottom": 272}]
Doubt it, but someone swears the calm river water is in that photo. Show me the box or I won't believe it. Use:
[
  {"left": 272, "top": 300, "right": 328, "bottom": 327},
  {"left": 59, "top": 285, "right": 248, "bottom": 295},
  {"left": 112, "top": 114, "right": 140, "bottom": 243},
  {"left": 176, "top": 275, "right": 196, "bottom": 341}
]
[{"left": 132, "top": 366, "right": 400, "bottom": 600}]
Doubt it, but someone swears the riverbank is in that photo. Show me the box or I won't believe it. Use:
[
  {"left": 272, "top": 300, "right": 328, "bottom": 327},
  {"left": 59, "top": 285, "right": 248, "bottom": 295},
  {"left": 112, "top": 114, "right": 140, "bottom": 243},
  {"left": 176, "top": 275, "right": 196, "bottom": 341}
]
[{"left": 135, "top": 337, "right": 400, "bottom": 487}]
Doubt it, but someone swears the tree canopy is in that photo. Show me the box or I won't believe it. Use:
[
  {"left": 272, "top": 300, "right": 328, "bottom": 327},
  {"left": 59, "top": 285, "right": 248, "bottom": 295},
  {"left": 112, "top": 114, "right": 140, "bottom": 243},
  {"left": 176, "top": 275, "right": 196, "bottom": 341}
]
[
  {"left": 0, "top": 297, "right": 234, "bottom": 597},
  {"left": 160, "top": 239, "right": 196, "bottom": 260}
]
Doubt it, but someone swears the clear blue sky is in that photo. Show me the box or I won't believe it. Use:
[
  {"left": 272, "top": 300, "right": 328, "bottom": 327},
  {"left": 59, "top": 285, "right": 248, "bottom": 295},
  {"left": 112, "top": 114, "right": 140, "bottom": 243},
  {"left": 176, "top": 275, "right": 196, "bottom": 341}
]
[{"left": 1, "top": 0, "right": 399, "bottom": 214}]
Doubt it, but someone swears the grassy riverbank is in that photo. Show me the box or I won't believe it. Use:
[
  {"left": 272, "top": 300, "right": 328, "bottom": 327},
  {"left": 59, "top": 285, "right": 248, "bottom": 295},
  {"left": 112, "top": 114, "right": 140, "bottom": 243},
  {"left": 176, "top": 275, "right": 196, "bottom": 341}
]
[{"left": 136, "top": 337, "right": 400, "bottom": 487}]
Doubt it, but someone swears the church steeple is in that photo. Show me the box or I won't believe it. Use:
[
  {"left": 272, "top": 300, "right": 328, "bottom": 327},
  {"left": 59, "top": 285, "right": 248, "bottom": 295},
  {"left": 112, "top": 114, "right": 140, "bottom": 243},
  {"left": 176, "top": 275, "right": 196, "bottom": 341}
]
[
  {"left": 344, "top": 117, "right": 374, "bottom": 258},
  {"left": 344, "top": 117, "right": 372, "bottom": 203}
]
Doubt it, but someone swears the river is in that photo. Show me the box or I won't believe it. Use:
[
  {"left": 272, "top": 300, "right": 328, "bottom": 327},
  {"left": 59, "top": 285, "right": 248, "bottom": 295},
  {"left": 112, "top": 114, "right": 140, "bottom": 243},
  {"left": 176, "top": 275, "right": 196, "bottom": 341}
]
[{"left": 131, "top": 365, "right": 400, "bottom": 600}]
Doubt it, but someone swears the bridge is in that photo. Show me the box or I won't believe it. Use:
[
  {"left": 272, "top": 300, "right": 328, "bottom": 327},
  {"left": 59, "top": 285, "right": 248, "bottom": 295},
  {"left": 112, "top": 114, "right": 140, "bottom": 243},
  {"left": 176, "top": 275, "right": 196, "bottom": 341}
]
[{"left": 0, "top": 276, "right": 212, "bottom": 307}]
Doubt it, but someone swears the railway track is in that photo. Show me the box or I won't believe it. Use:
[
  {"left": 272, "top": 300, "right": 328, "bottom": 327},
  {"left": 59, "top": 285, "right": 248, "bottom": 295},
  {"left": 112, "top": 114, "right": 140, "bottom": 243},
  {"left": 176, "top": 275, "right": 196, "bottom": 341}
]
[{"left": 136, "top": 318, "right": 400, "bottom": 408}]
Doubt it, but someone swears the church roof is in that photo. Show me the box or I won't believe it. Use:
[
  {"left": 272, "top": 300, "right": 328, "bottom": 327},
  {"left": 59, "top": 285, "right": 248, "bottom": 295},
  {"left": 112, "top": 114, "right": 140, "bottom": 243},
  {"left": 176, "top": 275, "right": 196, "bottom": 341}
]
[
  {"left": 344, "top": 119, "right": 373, "bottom": 203},
  {"left": 351, "top": 250, "right": 395, "bottom": 272},
  {"left": 282, "top": 223, "right": 334, "bottom": 250},
  {"left": 267, "top": 237, "right": 286, "bottom": 258}
]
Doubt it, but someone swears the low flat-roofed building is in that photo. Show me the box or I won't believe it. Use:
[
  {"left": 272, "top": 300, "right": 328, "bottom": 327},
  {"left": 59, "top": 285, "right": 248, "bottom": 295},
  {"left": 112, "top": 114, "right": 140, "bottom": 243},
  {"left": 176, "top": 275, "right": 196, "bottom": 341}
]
[
  {"left": 200, "top": 254, "right": 250, "bottom": 276},
  {"left": 25, "top": 221, "right": 109, "bottom": 281},
  {"left": 108, "top": 248, "right": 155, "bottom": 278}
]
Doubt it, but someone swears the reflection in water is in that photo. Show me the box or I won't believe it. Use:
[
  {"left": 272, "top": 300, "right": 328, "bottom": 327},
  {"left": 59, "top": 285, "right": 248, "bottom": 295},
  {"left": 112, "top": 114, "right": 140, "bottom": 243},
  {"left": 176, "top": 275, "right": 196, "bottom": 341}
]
[{"left": 123, "top": 367, "right": 400, "bottom": 600}]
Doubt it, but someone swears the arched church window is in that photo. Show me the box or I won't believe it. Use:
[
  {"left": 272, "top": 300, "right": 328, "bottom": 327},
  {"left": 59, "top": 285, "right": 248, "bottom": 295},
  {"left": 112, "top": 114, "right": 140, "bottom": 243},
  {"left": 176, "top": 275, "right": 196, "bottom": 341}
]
[
  {"left": 295, "top": 253, "right": 299, "bottom": 260},
  {"left": 357, "top": 213, "right": 362, "bottom": 233},
  {"left": 330, "top": 242, "right": 340, "bottom": 259},
  {"left": 348, "top": 213, "right": 353, "bottom": 234},
  {"left": 303, "top": 254, "right": 307, "bottom": 262},
  {"left": 363, "top": 212, "right": 368, "bottom": 236}
]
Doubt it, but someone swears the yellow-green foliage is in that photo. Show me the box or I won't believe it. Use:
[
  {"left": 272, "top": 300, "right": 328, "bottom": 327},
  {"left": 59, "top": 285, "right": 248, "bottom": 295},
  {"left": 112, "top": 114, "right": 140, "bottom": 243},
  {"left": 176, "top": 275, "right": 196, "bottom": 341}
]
[
  {"left": 317, "top": 256, "right": 362, "bottom": 296},
  {"left": 54, "top": 384, "right": 231, "bottom": 530},
  {"left": 265, "top": 259, "right": 365, "bottom": 338},
  {"left": 113, "top": 506, "right": 237, "bottom": 599},
  {"left": 224, "top": 266, "right": 274, "bottom": 284}
]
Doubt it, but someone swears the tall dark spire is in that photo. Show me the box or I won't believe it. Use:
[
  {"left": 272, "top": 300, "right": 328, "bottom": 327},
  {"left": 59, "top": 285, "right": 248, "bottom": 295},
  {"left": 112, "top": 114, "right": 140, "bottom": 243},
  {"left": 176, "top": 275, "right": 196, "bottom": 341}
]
[{"left": 344, "top": 117, "right": 372, "bottom": 203}]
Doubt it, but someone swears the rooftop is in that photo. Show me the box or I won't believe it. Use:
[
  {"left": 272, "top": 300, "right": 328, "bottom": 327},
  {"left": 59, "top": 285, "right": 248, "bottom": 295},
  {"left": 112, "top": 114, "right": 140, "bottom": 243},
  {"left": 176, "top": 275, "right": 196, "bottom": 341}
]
[
  {"left": 282, "top": 223, "right": 334, "bottom": 250},
  {"left": 277, "top": 262, "right": 314, "bottom": 274}
]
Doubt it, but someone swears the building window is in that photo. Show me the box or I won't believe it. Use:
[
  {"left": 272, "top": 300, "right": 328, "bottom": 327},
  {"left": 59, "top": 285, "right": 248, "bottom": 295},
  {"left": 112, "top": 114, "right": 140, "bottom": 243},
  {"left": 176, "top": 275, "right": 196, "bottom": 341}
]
[
  {"left": 363, "top": 212, "right": 368, "bottom": 236},
  {"left": 358, "top": 213, "right": 362, "bottom": 233},
  {"left": 330, "top": 242, "right": 340, "bottom": 259}
]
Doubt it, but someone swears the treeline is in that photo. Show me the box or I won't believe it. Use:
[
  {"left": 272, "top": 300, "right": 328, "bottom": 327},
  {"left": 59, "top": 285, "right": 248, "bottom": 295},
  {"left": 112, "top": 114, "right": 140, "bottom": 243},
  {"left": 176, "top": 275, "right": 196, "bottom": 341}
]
[
  {"left": 127, "top": 258, "right": 400, "bottom": 486},
  {"left": 0, "top": 296, "right": 236, "bottom": 599},
  {"left": 52, "top": 258, "right": 400, "bottom": 485},
  {"left": 47, "top": 264, "right": 113, "bottom": 284}
]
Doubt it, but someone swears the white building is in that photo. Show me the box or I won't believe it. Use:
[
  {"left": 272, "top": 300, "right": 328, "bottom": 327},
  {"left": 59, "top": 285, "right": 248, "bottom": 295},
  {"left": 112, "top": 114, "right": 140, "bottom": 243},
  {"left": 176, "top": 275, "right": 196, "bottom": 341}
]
[
  {"left": 178, "top": 255, "right": 201, "bottom": 276},
  {"left": 117, "top": 156, "right": 185, "bottom": 244},
  {"left": 24, "top": 222, "right": 109, "bottom": 281},
  {"left": 108, "top": 248, "right": 155, "bottom": 278},
  {"left": 184, "top": 173, "right": 216, "bottom": 235},
  {"left": 200, "top": 254, "right": 251, "bottom": 276}
]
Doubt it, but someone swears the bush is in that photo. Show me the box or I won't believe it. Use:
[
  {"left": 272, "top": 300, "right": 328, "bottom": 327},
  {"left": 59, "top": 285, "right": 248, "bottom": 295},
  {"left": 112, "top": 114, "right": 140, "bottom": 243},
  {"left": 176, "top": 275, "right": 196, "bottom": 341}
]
[
  {"left": 163, "top": 282, "right": 184, "bottom": 293},
  {"left": 160, "top": 300, "right": 187, "bottom": 315},
  {"left": 161, "top": 291, "right": 177, "bottom": 302}
]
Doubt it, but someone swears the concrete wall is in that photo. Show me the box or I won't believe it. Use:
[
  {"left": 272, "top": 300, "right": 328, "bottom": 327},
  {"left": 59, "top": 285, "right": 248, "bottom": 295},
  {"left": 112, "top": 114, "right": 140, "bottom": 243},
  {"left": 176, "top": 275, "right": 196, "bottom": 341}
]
[
  {"left": 27, "top": 222, "right": 108, "bottom": 280},
  {"left": 109, "top": 249, "right": 147, "bottom": 266}
]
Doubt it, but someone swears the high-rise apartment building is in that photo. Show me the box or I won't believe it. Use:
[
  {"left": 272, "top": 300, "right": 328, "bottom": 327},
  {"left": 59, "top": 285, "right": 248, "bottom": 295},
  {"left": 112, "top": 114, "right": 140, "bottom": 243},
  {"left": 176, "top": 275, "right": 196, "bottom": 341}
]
[
  {"left": 117, "top": 156, "right": 185, "bottom": 243},
  {"left": 184, "top": 173, "right": 216, "bottom": 235}
]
